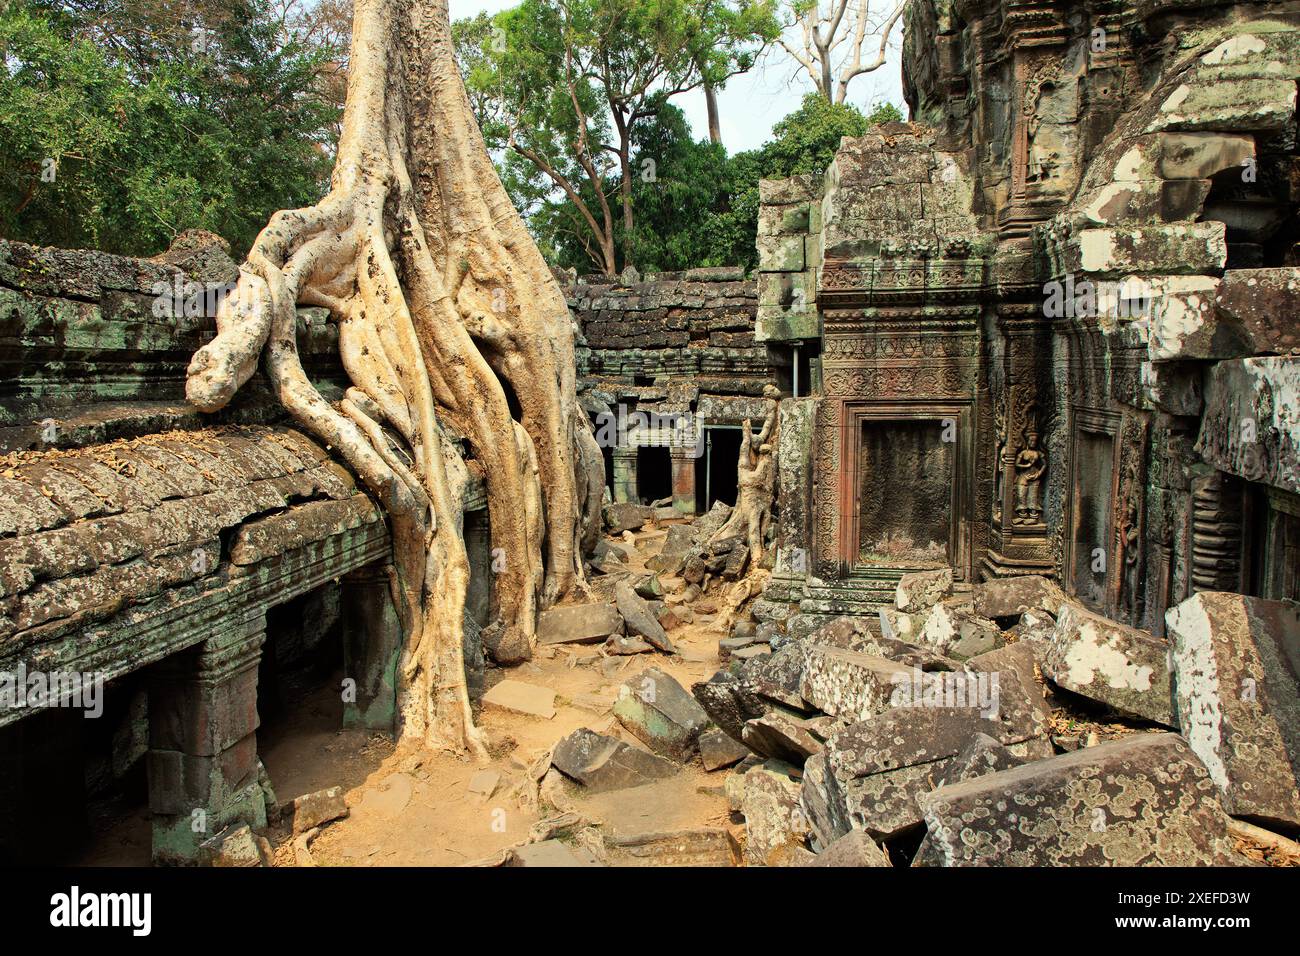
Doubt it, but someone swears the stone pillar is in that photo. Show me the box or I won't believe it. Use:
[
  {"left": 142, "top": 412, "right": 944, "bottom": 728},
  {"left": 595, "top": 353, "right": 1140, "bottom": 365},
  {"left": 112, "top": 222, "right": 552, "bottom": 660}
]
[
  {"left": 612, "top": 446, "right": 638, "bottom": 504},
  {"left": 341, "top": 565, "right": 401, "bottom": 732},
  {"left": 670, "top": 448, "right": 697, "bottom": 516},
  {"left": 148, "top": 615, "right": 268, "bottom": 864}
]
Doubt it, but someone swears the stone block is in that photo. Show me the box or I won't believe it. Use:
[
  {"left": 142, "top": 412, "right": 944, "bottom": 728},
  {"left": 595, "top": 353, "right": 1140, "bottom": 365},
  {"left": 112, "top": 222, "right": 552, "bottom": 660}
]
[
  {"left": 915, "top": 734, "right": 1244, "bottom": 866},
  {"left": 1043, "top": 602, "right": 1175, "bottom": 726},
  {"left": 1168, "top": 591, "right": 1300, "bottom": 827},
  {"left": 481, "top": 679, "right": 557, "bottom": 720},
  {"left": 895, "top": 567, "right": 954, "bottom": 612},
  {"left": 291, "top": 786, "right": 348, "bottom": 835},
  {"left": 550, "top": 728, "right": 678, "bottom": 792},
  {"left": 614, "top": 667, "right": 710, "bottom": 761},
  {"left": 537, "top": 602, "right": 622, "bottom": 645}
]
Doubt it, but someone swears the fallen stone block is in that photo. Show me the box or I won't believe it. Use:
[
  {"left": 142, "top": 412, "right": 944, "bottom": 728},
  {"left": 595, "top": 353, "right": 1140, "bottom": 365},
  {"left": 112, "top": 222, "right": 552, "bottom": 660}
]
[
  {"left": 614, "top": 667, "right": 711, "bottom": 761},
  {"left": 803, "top": 829, "right": 892, "bottom": 867},
  {"left": 537, "top": 602, "right": 622, "bottom": 645},
  {"left": 879, "top": 607, "right": 925, "bottom": 642},
  {"left": 616, "top": 580, "right": 677, "bottom": 653},
  {"left": 798, "top": 644, "right": 912, "bottom": 721},
  {"left": 818, "top": 707, "right": 1042, "bottom": 842},
  {"left": 482, "top": 679, "right": 557, "bottom": 720},
  {"left": 919, "top": 600, "right": 1003, "bottom": 660},
  {"left": 201, "top": 823, "right": 268, "bottom": 867},
  {"left": 741, "top": 761, "right": 810, "bottom": 865},
  {"left": 604, "top": 502, "right": 653, "bottom": 534},
  {"left": 699, "top": 727, "right": 750, "bottom": 771},
  {"left": 963, "top": 642, "right": 1054, "bottom": 747},
  {"left": 604, "top": 633, "right": 653, "bottom": 655},
  {"left": 914, "top": 734, "right": 1244, "bottom": 866},
  {"left": 509, "top": 839, "right": 601, "bottom": 867},
  {"left": 972, "top": 574, "right": 1068, "bottom": 619},
  {"left": 291, "top": 786, "right": 348, "bottom": 836},
  {"left": 895, "top": 568, "right": 953, "bottom": 612},
  {"left": 742, "top": 711, "right": 825, "bottom": 764},
  {"left": 1043, "top": 603, "right": 1174, "bottom": 726},
  {"left": 692, "top": 643, "right": 811, "bottom": 741},
  {"left": 551, "top": 728, "right": 678, "bottom": 792},
  {"left": 929, "top": 733, "right": 1024, "bottom": 790},
  {"left": 1167, "top": 591, "right": 1300, "bottom": 827},
  {"left": 606, "top": 827, "right": 740, "bottom": 866}
]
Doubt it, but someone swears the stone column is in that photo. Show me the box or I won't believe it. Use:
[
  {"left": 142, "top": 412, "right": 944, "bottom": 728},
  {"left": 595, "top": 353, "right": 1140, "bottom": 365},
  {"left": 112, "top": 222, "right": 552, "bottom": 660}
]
[
  {"left": 341, "top": 564, "right": 401, "bottom": 732},
  {"left": 148, "top": 614, "right": 268, "bottom": 864},
  {"left": 670, "top": 447, "right": 697, "bottom": 516},
  {"left": 611, "top": 446, "right": 638, "bottom": 504}
]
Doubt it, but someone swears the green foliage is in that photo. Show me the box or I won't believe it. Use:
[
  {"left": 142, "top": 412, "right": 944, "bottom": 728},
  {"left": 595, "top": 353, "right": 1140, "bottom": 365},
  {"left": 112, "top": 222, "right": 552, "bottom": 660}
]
[
  {"left": 0, "top": 0, "right": 340, "bottom": 257},
  {"left": 455, "top": 0, "right": 779, "bottom": 273},
  {"left": 517, "top": 89, "right": 901, "bottom": 274}
]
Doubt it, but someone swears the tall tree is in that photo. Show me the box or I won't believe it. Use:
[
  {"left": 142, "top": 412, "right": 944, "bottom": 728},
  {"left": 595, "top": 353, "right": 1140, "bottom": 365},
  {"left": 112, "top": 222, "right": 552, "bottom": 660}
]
[
  {"left": 187, "top": 0, "right": 602, "bottom": 755},
  {"left": 778, "top": 0, "right": 907, "bottom": 104},
  {"left": 1, "top": 0, "right": 341, "bottom": 254},
  {"left": 457, "top": 0, "right": 778, "bottom": 274}
]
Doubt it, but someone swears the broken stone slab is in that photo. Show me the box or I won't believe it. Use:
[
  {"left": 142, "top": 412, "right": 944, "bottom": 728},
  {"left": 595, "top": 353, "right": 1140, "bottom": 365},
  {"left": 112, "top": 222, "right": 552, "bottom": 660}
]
[
  {"left": 919, "top": 600, "right": 1003, "bottom": 660},
  {"left": 634, "top": 575, "right": 663, "bottom": 600},
  {"left": 692, "top": 643, "right": 811, "bottom": 741},
  {"left": 731, "top": 644, "right": 771, "bottom": 661},
  {"left": 291, "top": 786, "right": 348, "bottom": 835},
  {"left": 508, "top": 839, "right": 601, "bottom": 867},
  {"left": 467, "top": 769, "right": 501, "bottom": 799},
  {"left": 798, "top": 644, "right": 913, "bottom": 721},
  {"left": 537, "top": 602, "right": 623, "bottom": 645},
  {"left": 646, "top": 524, "right": 695, "bottom": 575},
  {"left": 615, "top": 580, "right": 676, "bottom": 654},
  {"left": 604, "top": 502, "right": 653, "bottom": 534},
  {"left": 1043, "top": 602, "right": 1175, "bottom": 726},
  {"left": 741, "top": 761, "right": 810, "bottom": 866},
  {"left": 914, "top": 734, "right": 1245, "bottom": 866},
  {"left": 201, "top": 823, "right": 268, "bottom": 867},
  {"left": 741, "top": 711, "right": 825, "bottom": 765},
  {"left": 929, "top": 733, "right": 1024, "bottom": 790},
  {"left": 879, "top": 607, "right": 925, "bottom": 642},
  {"left": 481, "top": 679, "right": 557, "bottom": 720},
  {"left": 817, "top": 707, "right": 1045, "bottom": 843},
  {"left": 550, "top": 728, "right": 678, "bottom": 792},
  {"left": 604, "top": 633, "right": 653, "bottom": 655},
  {"left": 963, "top": 642, "right": 1054, "bottom": 747},
  {"left": 699, "top": 727, "right": 751, "bottom": 771},
  {"left": 1167, "top": 591, "right": 1300, "bottom": 828},
  {"left": 606, "top": 827, "right": 741, "bottom": 866},
  {"left": 802, "top": 829, "right": 892, "bottom": 867},
  {"left": 972, "top": 575, "right": 1069, "bottom": 620},
  {"left": 614, "top": 667, "right": 711, "bottom": 761},
  {"left": 895, "top": 567, "right": 954, "bottom": 612}
]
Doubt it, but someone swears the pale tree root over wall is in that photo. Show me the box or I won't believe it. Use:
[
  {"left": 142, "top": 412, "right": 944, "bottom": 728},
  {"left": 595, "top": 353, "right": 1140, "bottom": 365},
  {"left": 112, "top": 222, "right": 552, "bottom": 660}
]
[
  {"left": 185, "top": 0, "right": 602, "bottom": 758},
  {"left": 709, "top": 384, "right": 781, "bottom": 565}
]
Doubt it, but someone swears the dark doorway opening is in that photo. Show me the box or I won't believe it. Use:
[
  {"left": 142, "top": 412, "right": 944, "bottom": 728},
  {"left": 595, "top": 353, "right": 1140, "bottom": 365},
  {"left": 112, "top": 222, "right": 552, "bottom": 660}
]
[
  {"left": 259, "top": 584, "right": 343, "bottom": 734},
  {"left": 636, "top": 445, "right": 672, "bottom": 505},
  {"left": 697, "top": 427, "right": 741, "bottom": 513}
]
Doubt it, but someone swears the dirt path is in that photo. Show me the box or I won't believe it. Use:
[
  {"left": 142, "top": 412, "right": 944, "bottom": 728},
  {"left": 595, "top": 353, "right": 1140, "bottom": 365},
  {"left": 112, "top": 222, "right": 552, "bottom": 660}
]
[{"left": 272, "top": 519, "right": 739, "bottom": 867}]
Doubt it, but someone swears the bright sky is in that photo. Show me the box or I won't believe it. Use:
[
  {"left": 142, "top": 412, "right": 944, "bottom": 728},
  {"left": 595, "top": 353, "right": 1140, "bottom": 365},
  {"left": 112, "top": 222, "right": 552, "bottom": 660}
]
[{"left": 447, "top": 0, "right": 908, "bottom": 154}]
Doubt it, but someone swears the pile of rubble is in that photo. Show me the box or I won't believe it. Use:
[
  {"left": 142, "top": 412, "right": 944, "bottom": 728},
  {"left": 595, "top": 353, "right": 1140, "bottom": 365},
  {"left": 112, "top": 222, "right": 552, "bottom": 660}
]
[{"left": 687, "top": 569, "right": 1300, "bottom": 866}]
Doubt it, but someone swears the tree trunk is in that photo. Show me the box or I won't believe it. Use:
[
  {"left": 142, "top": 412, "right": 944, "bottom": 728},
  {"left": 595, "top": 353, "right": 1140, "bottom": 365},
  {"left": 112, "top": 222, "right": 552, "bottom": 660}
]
[
  {"left": 612, "top": 109, "right": 635, "bottom": 268},
  {"left": 185, "top": 0, "right": 599, "bottom": 757},
  {"left": 703, "top": 80, "right": 722, "bottom": 145}
]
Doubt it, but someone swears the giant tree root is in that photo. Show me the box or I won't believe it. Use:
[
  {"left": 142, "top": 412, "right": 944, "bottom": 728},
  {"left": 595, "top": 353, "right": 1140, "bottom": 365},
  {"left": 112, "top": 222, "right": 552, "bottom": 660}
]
[
  {"left": 709, "top": 385, "right": 782, "bottom": 566},
  {"left": 186, "top": 0, "right": 600, "bottom": 756}
]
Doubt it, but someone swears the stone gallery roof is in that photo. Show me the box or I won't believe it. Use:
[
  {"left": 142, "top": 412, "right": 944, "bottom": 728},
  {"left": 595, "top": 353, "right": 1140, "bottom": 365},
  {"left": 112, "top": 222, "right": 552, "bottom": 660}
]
[{"left": 0, "top": 424, "right": 378, "bottom": 655}]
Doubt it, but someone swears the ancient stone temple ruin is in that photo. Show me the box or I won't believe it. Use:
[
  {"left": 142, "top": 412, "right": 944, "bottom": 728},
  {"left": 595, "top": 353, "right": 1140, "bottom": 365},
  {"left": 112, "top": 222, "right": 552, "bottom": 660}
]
[{"left": 1, "top": 0, "right": 1298, "bottom": 868}]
